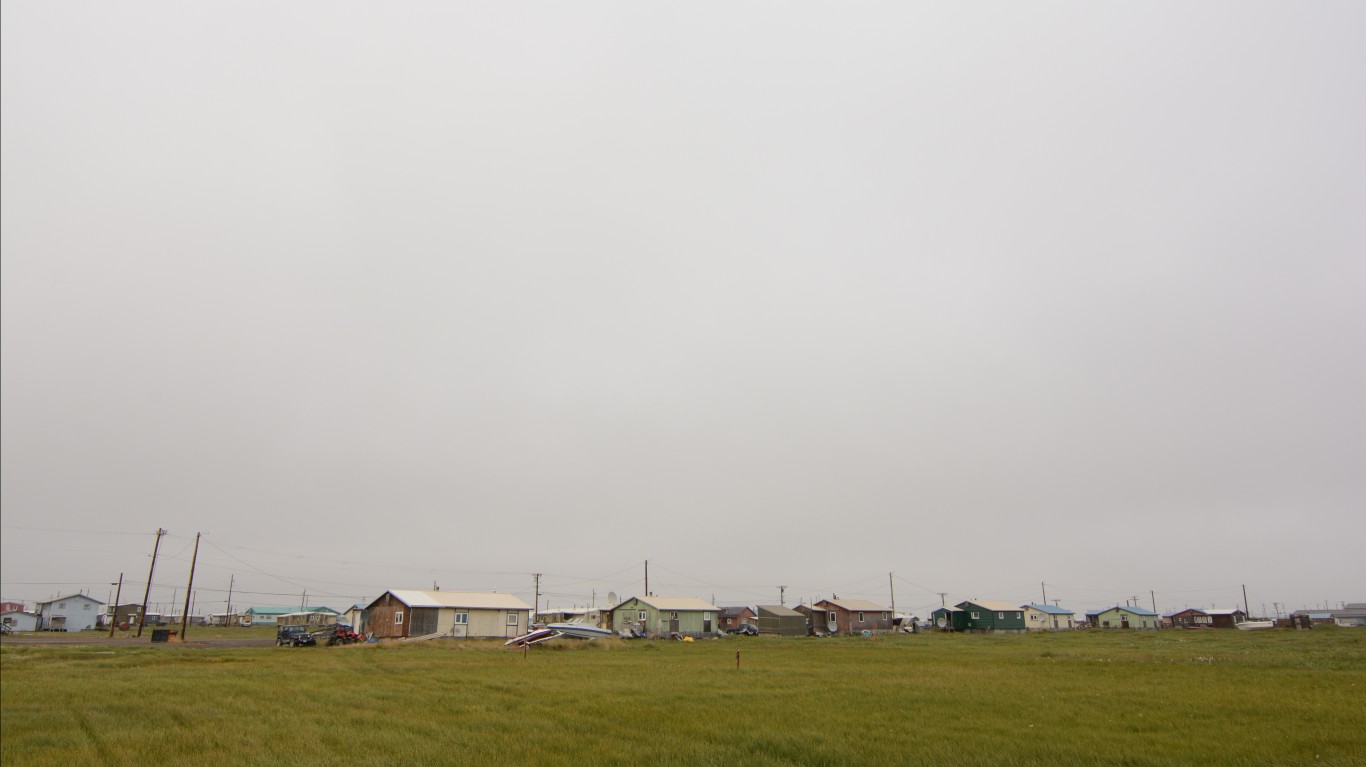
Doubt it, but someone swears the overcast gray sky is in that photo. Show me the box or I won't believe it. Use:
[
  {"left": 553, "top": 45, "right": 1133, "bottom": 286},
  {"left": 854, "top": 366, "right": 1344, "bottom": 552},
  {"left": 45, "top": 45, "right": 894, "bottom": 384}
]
[{"left": 3, "top": 2, "right": 1363, "bottom": 619}]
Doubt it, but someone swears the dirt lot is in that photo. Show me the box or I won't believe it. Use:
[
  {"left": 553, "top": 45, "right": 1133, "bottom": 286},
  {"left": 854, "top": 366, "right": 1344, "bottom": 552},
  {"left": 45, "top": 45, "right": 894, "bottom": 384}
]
[{"left": 1, "top": 632, "right": 273, "bottom": 649}]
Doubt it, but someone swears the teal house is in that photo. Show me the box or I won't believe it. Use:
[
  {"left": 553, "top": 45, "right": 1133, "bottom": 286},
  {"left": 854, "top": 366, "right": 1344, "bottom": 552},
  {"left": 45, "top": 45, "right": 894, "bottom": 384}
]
[
  {"left": 612, "top": 596, "right": 718, "bottom": 639},
  {"left": 243, "top": 605, "right": 338, "bottom": 626},
  {"left": 932, "top": 600, "right": 1026, "bottom": 633}
]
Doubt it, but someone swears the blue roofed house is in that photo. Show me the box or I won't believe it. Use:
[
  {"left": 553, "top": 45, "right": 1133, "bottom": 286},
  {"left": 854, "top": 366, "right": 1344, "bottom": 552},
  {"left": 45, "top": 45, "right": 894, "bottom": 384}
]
[
  {"left": 1022, "top": 603, "right": 1075, "bottom": 631},
  {"left": 1086, "top": 605, "right": 1160, "bottom": 630}
]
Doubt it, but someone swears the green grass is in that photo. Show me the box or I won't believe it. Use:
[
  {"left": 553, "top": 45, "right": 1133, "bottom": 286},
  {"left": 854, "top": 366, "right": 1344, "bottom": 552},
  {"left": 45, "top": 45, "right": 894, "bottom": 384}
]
[{"left": 3, "top": 629, "right": 1364, "bottom": 766}]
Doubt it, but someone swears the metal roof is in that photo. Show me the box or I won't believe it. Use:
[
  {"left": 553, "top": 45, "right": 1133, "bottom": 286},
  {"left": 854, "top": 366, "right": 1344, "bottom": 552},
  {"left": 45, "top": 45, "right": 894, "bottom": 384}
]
[
  {"left": 1086, "top": 605, "right": 1158, "bottom": 617},
  {"left": 1023, "top": 603, "right": 1075, "bottom": 615},
  {"left": 245, "top": 605, "right": 337, "bottom": 616},
  {"left": 1202, "top": 608, "right": 1244, "bottom": 616},
  {"left": 756, "top": 605, "right": 802, "bottom": 617},
  {"left": 35, "top": 593, "right": 104, "bottom": 606},
  {"left": 385, "top": 590, "right": 533, "bottom": 611},
  {"left": 625, "top": 596, "right": 718, "bottom": 612},
  {"left": 959, "top": 600, "right": 1023, "bottom": 613},
  {"left": 820, "top": 599, "right": 891, "bottom": 612},
  {"left": 719, "top": 606, "right": 753, "bottom": 618}
]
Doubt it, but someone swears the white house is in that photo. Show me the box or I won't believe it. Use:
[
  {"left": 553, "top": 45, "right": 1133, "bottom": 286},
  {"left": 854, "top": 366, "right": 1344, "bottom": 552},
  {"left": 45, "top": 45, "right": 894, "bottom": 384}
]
[
  {"left": 1022, "top": 603, "right": 1076, "bottom": 631},
  {"left": 35, "top": 593, "right": 104, "bottom": 631},
  {"left": 365, "top": 590, "right": 533, "bottom": 639},
  {"left": 2, "top": 610, "right": 40, "bottom": 632}
]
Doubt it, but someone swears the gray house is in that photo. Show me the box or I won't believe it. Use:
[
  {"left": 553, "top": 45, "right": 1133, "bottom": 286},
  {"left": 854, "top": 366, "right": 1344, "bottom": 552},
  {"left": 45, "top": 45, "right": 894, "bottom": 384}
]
[
  {"left": 35, "top": 593, "right": 104, "bottom": 631},
  {"left": 1332, "top": 603, "right": 1366, "bottom": 627}
]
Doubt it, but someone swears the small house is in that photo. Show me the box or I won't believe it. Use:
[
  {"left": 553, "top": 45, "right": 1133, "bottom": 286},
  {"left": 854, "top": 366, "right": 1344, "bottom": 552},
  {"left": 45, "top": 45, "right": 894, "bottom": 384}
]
[
  {"left": 365, "top": 590, "right": 533, "bottom": 639},
  {"left": 1021, "top": 603, "right": 1075, "bottom": 631},
  {"left": 1202, "top": 608, "right": 1248, "bottom": 628},
  {"left": 338, "top": 604, "right": 367, "bottom": 632},
  {"left": 795, "top": 604, "right": 828, "bottom": 635},
  {"left": 813, "top": 599, "right": 893, "bottom": 635},
  {"left": 1, "top": 610, "right": 39, "bottom": 632},
  {"left": 1332, "top": 603, "right": 1366, "bottom": 627},
  {"left": 931, "top": 605, "right": 968, "bottom": 631},
  {"left": 718, "top": 606, "right": 756, "bottom": 632},
  {"left": 1087, "top": 605, "right": 1160, "bottom": 629},
  {"left": 952, "top": 600, "right": 1026, "bottom": 633},
  {"left": 243, "top": 605, "right": 339, "bottom": 626},
  {"left": 611, "top": 596, "right": 718, "bottom": 639},
  {"left": 35, "top": 593, "right": 104, "bottom": 632},
  {"left": 756, "top": 605, "right": 805, "bottom": 636}
]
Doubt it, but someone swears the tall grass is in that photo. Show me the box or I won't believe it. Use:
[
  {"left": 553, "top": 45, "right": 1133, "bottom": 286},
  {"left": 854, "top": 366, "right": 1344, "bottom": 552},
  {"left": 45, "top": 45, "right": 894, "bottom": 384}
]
[{"left": 3, "top": 629, "right": 1363, "bottom": 766}]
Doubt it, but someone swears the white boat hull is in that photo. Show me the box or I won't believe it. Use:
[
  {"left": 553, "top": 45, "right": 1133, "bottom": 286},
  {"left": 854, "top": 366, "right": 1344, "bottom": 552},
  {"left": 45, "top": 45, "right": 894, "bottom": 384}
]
[
  {"left": 547, "top": 622, "right": 613, "bottom": 640},
  {"left": 1235, "top": 620, "right": 1274, "bottom": 631}
]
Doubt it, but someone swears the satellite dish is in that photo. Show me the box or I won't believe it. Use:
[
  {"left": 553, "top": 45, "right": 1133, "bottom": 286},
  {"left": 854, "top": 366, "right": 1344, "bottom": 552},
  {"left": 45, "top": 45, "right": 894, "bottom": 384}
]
[{"left": 607, "top": 591, "right": 619, "bottom": 607}]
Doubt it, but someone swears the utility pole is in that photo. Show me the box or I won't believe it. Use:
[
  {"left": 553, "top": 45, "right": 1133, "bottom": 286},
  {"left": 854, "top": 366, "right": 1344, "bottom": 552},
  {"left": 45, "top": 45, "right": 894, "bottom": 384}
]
[
  {"left": 108, "top": 573, "right": 123, "bottom": 638},
  {"left": 1041, "top": 582, "right": 1047, "bottom": 605},
  {"left": 137, "top": 528, "right": 166, "bottom": 637},
  {"left": 180, "top": 533, "right": 200, "bottom": 639},
  {"left": 778, "top": 585, "right": 786, "bottom": 607},
  {"left": 301, "top": 590, "right": 307, "bottom": 611},
  {"left": 1151, "top": 591, "right": 1157, "bottom": 616},
  {"left": 1242, "top": 584, "right": 1250, "bottom": 617},
  {"left": 938, "top": 593, "right": 947, "bottom": 608},
  {"left": 644, "top": 560, "right": 649, "bottom": 597},
  {"left": 225, "top": 575, "right": 234, "bottom": 628},
  {"left": 533, "top": 573, "right": 541, "bottom": 617},
  {"left": 889, "top": 573, "right": 896, "bottom": 617}
]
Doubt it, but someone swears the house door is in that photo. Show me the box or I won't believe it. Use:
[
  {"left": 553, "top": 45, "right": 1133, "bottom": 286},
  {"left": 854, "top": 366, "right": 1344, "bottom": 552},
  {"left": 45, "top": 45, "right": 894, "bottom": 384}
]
[
  {"left": 827, "top": 612, "right": 838, "bottom": 633},
  {"left": 669, "top": 612, "right": 680, "bottom": 634},
  {"left": 1121, "top": 616, "right": 1130, "bottom": 629}
]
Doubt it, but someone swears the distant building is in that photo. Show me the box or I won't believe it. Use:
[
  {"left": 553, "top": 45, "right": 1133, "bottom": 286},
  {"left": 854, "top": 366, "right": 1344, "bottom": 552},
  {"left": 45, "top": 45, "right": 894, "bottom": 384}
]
[
  {"left": 243, "top": 605, "right": 338, "bottom": 626},
  {"left": 1332, "top": 603, "right": 1366, "bottom": 627},
  {"left": 756, "top": 605, "right": 805, "bottom": 636},
  {"left": 365, "top": 590, "right": 532, "bottom": 639},
  {"left": 931, "top": 600, "right": 1026, "bottom": 633},
  {"left": 813, "top": 599, "right": 893, "bottom": 635},
  {"left": 611, "top": 596, "right": 718, "bottom": 639},
  {"left": 930, "top": 605, "right": 967, "bottom": 631},
  {"left": 795, "top": 604, "right": 829, "bottom": 635},
  {"left": 1201, "top": 608, "right": 1248, "bottom": 628},
  {"left": 1021, "top": 603, "right": 1075, "bottom": 631},
  {"left": 34, "top": 593, "right": 104, "bottom": 632},
  {"left": 2, "top": 610, "right": 40, "bottom": 632},
  {"left": 718, "top": 606, "right": 756, "bottom": 632},
  {"left": 0, "top": 601, "right": 25, "bottom": 614},
  {"left": 1086, "top": 605, "right": 1160, "bottom": 630}
]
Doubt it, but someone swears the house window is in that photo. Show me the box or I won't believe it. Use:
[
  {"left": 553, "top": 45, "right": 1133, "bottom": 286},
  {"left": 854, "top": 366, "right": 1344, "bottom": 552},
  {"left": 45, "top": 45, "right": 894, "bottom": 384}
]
[
  {"left": 859, "top": 612, "right": 865, "bottom": 622},
  {"left": 394, "top": 611, "right": 404, "bottom": 625},
  {"left": 998, "top": 612, "right": 1005, "bottom": 619},
  {"left": 454, "top": 612, "right": 468, "bottom": 624},
  {"left": 670, "top": 611, "right": 678, "bottom": 620},
  {"left": 84, "top": 604, "right": 91, "bottom": 610},
  {"left": 638, "top": 611, "right": 647, "bottom": 623},
  {"left": 882, "top": 612, "right": 889, "bottom": 620},
  {"left": 59, "top": 603, "right": 67, "bottom": 609},
  {"left": 507, "top": 612, "right": 518, "bottom": 625},
  {"left": 971, "top": 612, "right": 980, "bottom": 620}
]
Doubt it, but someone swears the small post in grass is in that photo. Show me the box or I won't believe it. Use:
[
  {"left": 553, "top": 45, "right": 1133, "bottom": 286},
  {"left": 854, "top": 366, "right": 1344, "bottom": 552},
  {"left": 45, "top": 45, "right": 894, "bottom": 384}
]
[{"left": 736, "top": 650, "right": 740, "bottom": 670}]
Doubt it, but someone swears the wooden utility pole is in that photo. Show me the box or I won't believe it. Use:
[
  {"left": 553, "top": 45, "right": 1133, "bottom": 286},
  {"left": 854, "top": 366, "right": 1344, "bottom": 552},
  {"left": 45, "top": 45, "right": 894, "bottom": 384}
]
[
  {"left": 888, "top": 573, "right": 896, "bottom": 617},
  {"left": 180, "top": 533, "right": 200, "bottom": 639},
  {"left": 533, "top": 573, "right": 542, "bottom": 617},
  {"left": 137, "top": 528, "right": 166, "bottom": 637},
  {"left": 225, "top": 575, "right": 234, "bottom": 628},
  {"left": 778, "top": 585, "right": 786, "bottom": 606},
  {"left": 108, "top": 573, "right": 123, "bottom": 638},
  {"left": 644, "top": 560, "right": 649, "bottom": 597},
  {"left": 1041, "top": 582, "right": 1047, "bottom": 605},
  {"left": 1242, "top": 584, "right": 1250, "bottom": 616},
  {"left": 1150, "top": 591, "right": 1157, "bottom": 616}
]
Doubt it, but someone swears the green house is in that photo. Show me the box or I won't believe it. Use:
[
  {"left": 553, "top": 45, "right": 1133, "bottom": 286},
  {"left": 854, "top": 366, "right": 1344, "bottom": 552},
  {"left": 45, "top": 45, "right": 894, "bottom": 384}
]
[
  {"left": 1086, "top": 605, "right": 1160, "bottom": 630},
  {"left": 933, "top": 600, "right": 1027, "bottom": 633},
  {"left": 611, "top": 596, "right": 718, "bottom": 639}
]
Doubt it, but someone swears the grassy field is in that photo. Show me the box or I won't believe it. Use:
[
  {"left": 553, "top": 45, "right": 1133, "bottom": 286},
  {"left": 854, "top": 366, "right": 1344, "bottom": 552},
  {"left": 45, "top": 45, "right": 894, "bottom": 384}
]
[{"left": 2, "top": 628, "right": 1364, "bottom": 766}]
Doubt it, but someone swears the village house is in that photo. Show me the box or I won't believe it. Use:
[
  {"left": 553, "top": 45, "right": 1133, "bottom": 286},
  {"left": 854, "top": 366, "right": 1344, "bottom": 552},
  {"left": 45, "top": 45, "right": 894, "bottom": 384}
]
[
  {"left": 813, "top": 599, "right": 893, "bottom": 635},
  {"left": 365, "top": 590, "right": 532, "bottom": 639},
  {"left": 1021, "top": 603, "right": 1075, "bottom": 631},
  {"left": 1087, "top": 605, "right": 1160, "bottom": 629},
  {"left": 930, "top": 604, "right": 968, "bottom": 631},
  {"left": 1167, "top": 608, "right": 1213, "bottom": 628},
  {"left": 1201, "top": 608, "right": 1248, "bottom": 628},
  {"left": 1, "top": 610, "right": 40, "bottom": 632},
  {"left": 936, "top": 600, "right": 1026, "bottom": 633},
  {"left": 35, "top": 593, "right": 104, "bottom": 632},
  {"left": 1332, "top": 603, "right": 1366, "bottom": 627},
  {"left": 611, "top": 596, "right": 718, "bottom": 638},
  {"left": 756, "top": 605, "right": 806, "bottom": 636},
  {"left": 795, "top": 604, "right": 828, "bottom": 635},
  {"left": 243, "top": 605, "right": 339, "bottom": 626},
  {"left": 718, "top": 606, "right": 756, "bottom": 632}
]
